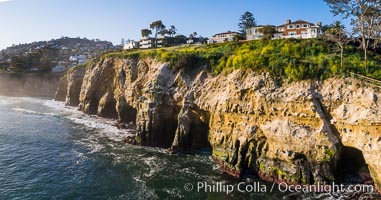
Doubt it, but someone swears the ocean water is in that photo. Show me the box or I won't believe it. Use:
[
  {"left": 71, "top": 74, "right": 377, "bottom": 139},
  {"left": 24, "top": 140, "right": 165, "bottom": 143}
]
[{"left": 0, "top": 96, "right": 379, "bottom": 200}]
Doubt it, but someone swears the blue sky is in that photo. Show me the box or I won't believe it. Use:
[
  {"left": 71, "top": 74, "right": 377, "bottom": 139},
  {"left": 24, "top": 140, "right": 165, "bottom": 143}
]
[{"left": 0, "top": 0, "right": 344, "bottom": 50}]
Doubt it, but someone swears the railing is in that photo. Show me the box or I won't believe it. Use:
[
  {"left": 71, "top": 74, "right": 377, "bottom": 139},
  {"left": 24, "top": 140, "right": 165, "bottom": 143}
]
[{"left": 350, "top": 72, "right": 381, "bottom": 88}]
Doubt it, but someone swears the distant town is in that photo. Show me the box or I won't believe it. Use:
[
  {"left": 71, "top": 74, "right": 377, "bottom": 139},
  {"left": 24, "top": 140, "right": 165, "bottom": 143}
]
[{"left": 0, "top": 37, "right": 116, "bottom": 73}]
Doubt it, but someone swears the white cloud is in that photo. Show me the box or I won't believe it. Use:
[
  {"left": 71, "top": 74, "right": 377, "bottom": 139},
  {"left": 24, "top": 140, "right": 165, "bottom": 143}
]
[{"left": 0, "top": 0, "right": 12, "bottom": 2}]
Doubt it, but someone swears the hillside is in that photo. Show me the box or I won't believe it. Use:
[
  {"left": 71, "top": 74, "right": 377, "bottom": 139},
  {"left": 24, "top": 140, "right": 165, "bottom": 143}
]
[
  {"left": 0, "top": 37, "right": 115, "bottom": 73},
  {"left": 105, "top": 38, "right": 381, "bottom": 81}
]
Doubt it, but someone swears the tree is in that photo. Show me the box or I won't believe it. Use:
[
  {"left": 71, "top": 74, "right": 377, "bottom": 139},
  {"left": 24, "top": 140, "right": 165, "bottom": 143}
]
[
  {"left": 168, "top": 25, "right": 177, "bottom": 37},
  {"left": 158, "top": 29, "right": 169, "bottom": 37},
  {"left": 325, "top": 21, "right": 349, "bottom": 69},
  {"left": 238, "top": 11, "right": 256, "bottom": 35},
  {"left": 258, "top": 25, "right": 276, "bottom": 41},
  {"left": 10, "top": 55, "right": 25, "bottom": 71},
  {"left": 173, "top": 35, "right": 187, "bottom": 45},
  {"left": 324, "top": 0, "right": 381, "bottom": 72},
  {"left": 141, "top": 29, "right": 152, "bottom": 38},
  {"left": 372, "top": 17, "right": 381, "bottom": 49},
  {"left": 121, "top": 38, "right": 125, "bottom": 46},
  {"left": 150, "top": 20, "right": 166, "bottom": 48},
  {"left": 233, "top": 34, "right": 245, "bottom": 41}
]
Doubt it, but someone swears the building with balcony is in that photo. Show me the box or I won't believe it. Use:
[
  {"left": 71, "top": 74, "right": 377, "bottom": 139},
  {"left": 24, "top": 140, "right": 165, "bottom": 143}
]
[
  {"left": 209, "top": 31, "right": 241, "bottom": 44},
  {"left": 246, "top": 19, "right": 323, "bottom": 40}
]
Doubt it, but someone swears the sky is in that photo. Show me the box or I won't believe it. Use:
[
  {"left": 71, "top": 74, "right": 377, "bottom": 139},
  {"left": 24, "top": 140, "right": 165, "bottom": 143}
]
[{"left": 0, "top": 0, "right": 346, "bottom": 50}]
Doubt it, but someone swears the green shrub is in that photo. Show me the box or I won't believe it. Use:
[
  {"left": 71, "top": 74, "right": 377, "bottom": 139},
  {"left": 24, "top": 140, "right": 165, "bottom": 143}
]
[{"left": 101, "top": 39, "right": 381, "bottom": 82}]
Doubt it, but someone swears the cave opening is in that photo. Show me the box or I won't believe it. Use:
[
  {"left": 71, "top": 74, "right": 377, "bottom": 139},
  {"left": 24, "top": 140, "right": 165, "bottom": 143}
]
[
  {"left": 100, "top": 98, "right": 118, "bottom": 119},
  {"left": 120, "top": 105, "right": 137, "bottom": 124},
  {"left": 88, "top": 97, "right": 100, "bottom": 115},
  {"left": 188, "top": 117, "right": 212, "bottom": 150},
  {"left": 338, "top": 146, "right": 373, "bottom": 184},
  {"left": 152, "top": 105, "right": 180, "bottom": 148}
]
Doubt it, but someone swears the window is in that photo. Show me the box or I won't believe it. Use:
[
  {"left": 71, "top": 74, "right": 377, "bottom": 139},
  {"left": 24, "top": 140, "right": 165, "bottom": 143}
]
[
  {"left": 288, "top": 32, "right": 296, "bottom": 36},
  {"left": 288, "top": 25, "right": 293, "bottom": 29},
  {"left": 296, "top": 25, "right": 300, "bottom": 29},
  {"left": 303, "top": 24, "right": 308, "bottom": 28}
]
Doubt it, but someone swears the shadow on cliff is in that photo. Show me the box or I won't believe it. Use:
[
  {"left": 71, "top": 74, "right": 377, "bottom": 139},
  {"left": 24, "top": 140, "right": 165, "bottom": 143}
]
[
  {"left": 337, "top": 146, "right": 373, "bottom": 184},
  {"left": 310, "top": 83, "right": 374, "bottom": 185}
]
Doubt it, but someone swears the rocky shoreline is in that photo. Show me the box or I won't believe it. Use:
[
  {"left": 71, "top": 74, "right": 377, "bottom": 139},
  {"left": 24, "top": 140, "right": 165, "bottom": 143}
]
[{"left": 54, "top": 57, "right": 381, "bottom": 192}]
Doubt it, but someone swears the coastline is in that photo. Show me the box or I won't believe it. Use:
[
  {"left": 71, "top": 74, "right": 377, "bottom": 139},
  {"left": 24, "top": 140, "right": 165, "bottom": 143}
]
[{"left": 0, "top": 73, "right": 61, "bottom": 98}]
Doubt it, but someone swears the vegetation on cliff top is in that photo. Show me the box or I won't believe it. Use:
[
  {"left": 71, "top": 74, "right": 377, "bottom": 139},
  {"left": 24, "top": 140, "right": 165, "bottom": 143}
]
[{"left": 103, "top": 39, "right": 381, "bottom": 81}]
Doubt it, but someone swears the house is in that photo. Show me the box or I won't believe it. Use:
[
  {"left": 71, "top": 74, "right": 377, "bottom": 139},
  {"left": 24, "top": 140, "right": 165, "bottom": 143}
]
[
  {"left": 186, "top": 37, "right": 204, "bottom": 45},
  {"left": 139, "top": 36, "right": 172, "bottom": 48},
  {"left": 69, "top": 55, "right": 78, "bottom": 62},
  {"left": 140, "top": 37, "right": 155, "bottom": 49},
  {"left": 279, "top": 19, "right": 323, "bottom": 39},
  {"left": 123, "top": 40, "right": 140, "bottom": 50},
  {"left": 157, "top": 36, "right": 173, "bottom": 48},
  {"left": 246, "top": 19, "right": 323, "bottom": 40},
  {"left": 156, "top": 36, "right": 166, "bottom": 48},
  {"left": 246, "top": 25, "right": 275, "bottom": 40},
  {"left": 69, "top": 54, "right": 88, "bottom": 64},
  {"left": 209, "top": 31, "right": 241, "bottom": 44},
  {"left": 77, "top": 55, "right": 88, "bottom": 64}
]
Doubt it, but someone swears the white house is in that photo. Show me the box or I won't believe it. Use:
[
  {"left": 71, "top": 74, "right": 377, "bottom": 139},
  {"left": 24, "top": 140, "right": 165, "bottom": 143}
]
[
  {"left": 69, "top": 55, "right": 88, "bottom": 64},
  {"left": 246, "top": 19, "right": 324, "bottom": 40},
  {"left": 69, "top": 55, "right": 78, "bottom": 62},
  {"left": 186, "top": 37, "right": 204, "bottom": 45},
  {"left": 280, "top": 19, "right": 323, "bottom": 39},
  {"left": 123, "top": 40, "right": 140, "bottom": 50},
  {"left": 246, "top": 26, "right": 265, "bottom": 40},
  {"left": 140, "top": 38, "right": 154, "bottom": 49},
  {"left": 209, "top": 31, "right": 241, "bottom": 44}
]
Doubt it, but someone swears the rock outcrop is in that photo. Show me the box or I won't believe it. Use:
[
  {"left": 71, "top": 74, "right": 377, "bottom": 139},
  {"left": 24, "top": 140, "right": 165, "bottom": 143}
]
[
  {"left": 320, "top": 79, "right": 381, "bottom": 191},
  {"left": 55, "top": 57, "right": 381, "bottom": 191},
  {"left": 55, "top": 66, "right": 86, "bottom": 106}
]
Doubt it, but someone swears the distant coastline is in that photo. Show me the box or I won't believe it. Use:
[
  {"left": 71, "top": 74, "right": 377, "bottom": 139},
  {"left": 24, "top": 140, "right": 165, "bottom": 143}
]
[{"left": 0, "top": 72, "right": 60, "bottom": 98}]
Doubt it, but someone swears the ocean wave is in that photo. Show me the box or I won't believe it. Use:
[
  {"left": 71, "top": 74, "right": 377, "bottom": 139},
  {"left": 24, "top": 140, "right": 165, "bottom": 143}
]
[
  {"left": 11, "top": 107, "right": 57, "bottom": 116},
  {"left": 43, "top": 100, "right": 134, "bottom": 143}
]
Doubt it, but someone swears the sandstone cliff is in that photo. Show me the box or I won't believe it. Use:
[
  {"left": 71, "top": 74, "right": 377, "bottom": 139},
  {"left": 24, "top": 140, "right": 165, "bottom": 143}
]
[
  {"left": 55, "top": 57, "right": 381, "bottom": 191},
  {"left": 55, "top": 66, "right": 86, "bottom": 105}
]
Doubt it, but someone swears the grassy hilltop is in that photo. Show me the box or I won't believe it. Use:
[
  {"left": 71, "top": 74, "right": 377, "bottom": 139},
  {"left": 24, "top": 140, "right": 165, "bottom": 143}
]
[{"left": 102, "top": 39, "right": 381, "bottom": 82}]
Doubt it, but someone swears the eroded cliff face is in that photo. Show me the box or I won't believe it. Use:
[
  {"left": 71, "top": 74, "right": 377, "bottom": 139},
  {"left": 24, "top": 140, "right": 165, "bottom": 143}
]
[
  {"left": 55, "top": 66, "right": 86, "bottom": 106},
  {"left": 320, "top": 79, "right": 381, "bottom": 191},
  {"left": 55, "top": 57, "right": 381, "bottom": 191}
]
